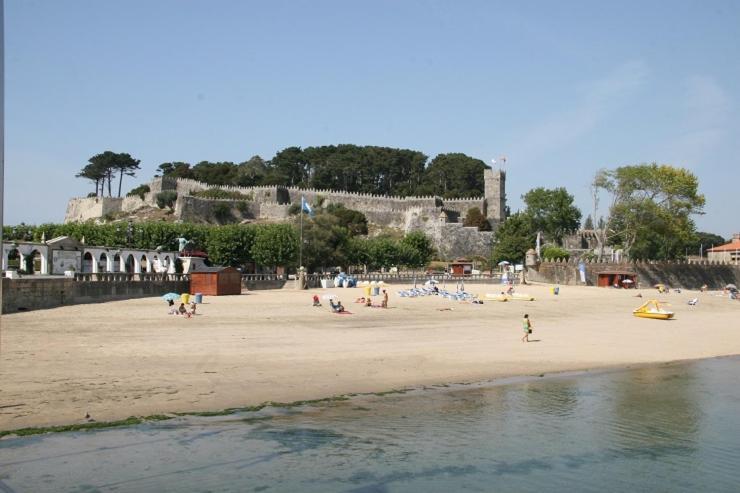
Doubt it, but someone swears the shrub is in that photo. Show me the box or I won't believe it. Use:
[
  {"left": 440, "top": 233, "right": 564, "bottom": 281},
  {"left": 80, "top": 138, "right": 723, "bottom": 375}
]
[
  {"left": 212, "top": 203, "right": 234, "bottom": 224},
  {"left": 127, "top": 184, "right": 150, "bottom": 200},
  {"left": 155, "top": 191, "right": 178, "bottom": 209},
  {"left": 463, "top": 207, "right": 491, "bottom": 231},
  {"left": 192, "top": 188, "right": 253, "bottom": 201},
  {"left": 288, "top": 204, "right": 301, "bottom": 216},
  {"left": 541, "top": 245, "right": 570, "bottom": 261}
]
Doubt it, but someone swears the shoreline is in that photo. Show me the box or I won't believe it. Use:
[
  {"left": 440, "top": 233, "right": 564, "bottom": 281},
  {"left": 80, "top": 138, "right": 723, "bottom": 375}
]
[
  {"left": 3, "top": 353, "right": 737, "bottom": 439},
  {"left": 2, "top": 284, "right": 739, "bottom": 432}
]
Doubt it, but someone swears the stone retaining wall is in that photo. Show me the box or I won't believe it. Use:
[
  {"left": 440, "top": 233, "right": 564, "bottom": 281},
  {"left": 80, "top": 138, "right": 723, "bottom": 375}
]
[
  {"left": 2, "top": 278, "right": 190, "bottom": 313},
  {"left": 528, "top": 261, "right": 740, "bottom": 289}
]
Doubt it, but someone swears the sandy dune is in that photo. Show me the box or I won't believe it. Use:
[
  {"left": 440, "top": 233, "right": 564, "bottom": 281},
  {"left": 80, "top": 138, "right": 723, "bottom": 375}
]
[{"left": 1, "top": 283, "right": 739, "bottom": 431}]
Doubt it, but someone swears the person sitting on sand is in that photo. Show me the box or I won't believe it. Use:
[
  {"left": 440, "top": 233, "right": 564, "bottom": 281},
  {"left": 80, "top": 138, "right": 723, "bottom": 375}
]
[
  {"left": 365, "top": 297, "right": 372, "bottom": 307},
  {"left": 178, "top": 302, "right": 191, "bottom": 318},
  {"left": 355, "top": 297, "right": 366, "bottom": 304},
  {"left": 329, "top": 299, "right": 345, "bottom": 313},
  {"left": 167, "top": 299, "right": 177, "bottom": 315},
  {"left": 313, "top": 295, "right": 322, "bottom": 307},
  {"left": 190, "top": 301, "right": 197, "bottom": 315},
  {"left": 506, "top": 285, "right": 514, "bottom": 295}
]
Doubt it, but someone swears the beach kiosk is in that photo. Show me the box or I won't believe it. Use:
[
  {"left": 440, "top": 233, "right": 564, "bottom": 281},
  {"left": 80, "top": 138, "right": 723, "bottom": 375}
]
[
  {"left": 597, "top": 270, "right": 637, "bottom": 288},
  {"left": 448, "top": 258, "right": 473, "bottom": 276},
  {"left": 189, "top": 266, "right": 242, "bottom": 296}
]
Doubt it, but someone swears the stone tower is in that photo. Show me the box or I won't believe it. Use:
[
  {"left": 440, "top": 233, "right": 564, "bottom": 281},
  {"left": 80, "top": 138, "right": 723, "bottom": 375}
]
[{"left": 484, "top": 168, "right": 506, "bottom": 228}]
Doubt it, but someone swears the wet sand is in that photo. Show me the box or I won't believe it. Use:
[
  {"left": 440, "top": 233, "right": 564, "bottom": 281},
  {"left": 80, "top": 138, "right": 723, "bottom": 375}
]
[{"left": 1, "top": 283, "right": 739, "bottom": 431}]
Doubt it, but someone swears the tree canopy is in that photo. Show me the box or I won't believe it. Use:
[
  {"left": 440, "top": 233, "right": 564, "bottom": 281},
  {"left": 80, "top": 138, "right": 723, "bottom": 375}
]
[
  {"left": 490, "top": 212, "right": 536, "bottom": 265},
  {"left": 522, "top": 187, "right": 582, "bottom": 245},
  {"left": 593, "top": 163, "right": 705, "bottom": 260},
  {"left": 77, "top": 151, "right": 141, "bottom": 197},
  {"left": 154, "top": 145, "right": 490, "bottom": 198}
]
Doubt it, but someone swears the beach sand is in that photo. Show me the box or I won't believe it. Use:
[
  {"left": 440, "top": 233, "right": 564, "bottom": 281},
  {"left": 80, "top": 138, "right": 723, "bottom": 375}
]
[{"left": 1, "top": 283, "right": 739, "bottom": 431}]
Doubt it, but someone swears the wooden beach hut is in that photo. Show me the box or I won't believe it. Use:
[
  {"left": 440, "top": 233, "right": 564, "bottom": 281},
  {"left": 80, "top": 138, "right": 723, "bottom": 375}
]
[
  {"left": 448, "top": 258, "right": 473, "bottom": 276},
  {"left": 596, "top": 270, "right": 637, "bottom": 288},
  {"left": 190, "top": 266, "right": 242, "bottom": 296}
]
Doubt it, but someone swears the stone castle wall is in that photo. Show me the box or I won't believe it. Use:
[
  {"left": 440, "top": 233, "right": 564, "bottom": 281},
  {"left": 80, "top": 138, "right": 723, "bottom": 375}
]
[{"left": 66, "top": 170, "right": 506, "bottom": 258}]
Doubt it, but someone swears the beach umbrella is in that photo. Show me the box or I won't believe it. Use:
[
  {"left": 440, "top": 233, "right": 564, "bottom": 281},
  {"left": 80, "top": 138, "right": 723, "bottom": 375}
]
[
  {"left": 726, "top": 284, "right": 737, "bottom": 290},
  {"left": 162, "top": 292, "right": 180, "bottom": 301}
]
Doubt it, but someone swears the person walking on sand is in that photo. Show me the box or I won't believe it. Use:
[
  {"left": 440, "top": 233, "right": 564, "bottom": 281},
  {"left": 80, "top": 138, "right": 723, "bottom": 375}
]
[
  {"left": 382, "top": 289, "right": 389, "bottom": 308},
  {"left": 521, "top": 314, "right": 533, "bottom": 343}
]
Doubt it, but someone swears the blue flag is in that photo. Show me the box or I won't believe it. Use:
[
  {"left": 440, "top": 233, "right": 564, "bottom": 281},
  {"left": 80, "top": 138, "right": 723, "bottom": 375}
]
[{"left": 301, "top": 196, "right": 314, "bottom": 216}]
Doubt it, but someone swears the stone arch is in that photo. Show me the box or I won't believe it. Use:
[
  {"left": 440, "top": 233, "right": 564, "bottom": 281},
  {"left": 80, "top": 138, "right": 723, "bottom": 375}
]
[
  {"left": 140, "top": 254, "right": 149, "bottom": 273},
  {"left": 113, "top": 253, "right": 122, "bottom": 272},
  {"left": 6, "top": 247, "right": 20, "bottom": 271},
  {"left": 99, "top": 252, "right": 110, "bottom": 272},
  {"left": 82, "top": 252, "right": 94, "bottom": 273},
  {"left": 125, "top": 254, "right": 136, "bottom": 274},
  {"left": 28, "top": 249, "right": 44, "bottom": 274}
]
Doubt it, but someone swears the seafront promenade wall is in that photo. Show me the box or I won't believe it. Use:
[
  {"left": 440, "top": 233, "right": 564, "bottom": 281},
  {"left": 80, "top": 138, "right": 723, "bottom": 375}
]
[
  {"left": 1, "top": 278, "right": 190, "bottom": 313},
  {"left": 528, "top": 260, "right": 740, "bottom": 289}
]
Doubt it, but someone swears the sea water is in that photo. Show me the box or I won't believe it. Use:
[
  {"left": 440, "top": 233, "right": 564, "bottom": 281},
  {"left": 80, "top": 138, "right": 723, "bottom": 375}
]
[{"left": 2, "top": 357, "right": 740, "bottom": 492}]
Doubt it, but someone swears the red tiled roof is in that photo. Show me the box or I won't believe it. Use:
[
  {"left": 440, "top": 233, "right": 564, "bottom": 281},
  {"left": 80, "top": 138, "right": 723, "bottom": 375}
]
[{"left": 707, "top": 240, "right": 740, "bottom": 252}]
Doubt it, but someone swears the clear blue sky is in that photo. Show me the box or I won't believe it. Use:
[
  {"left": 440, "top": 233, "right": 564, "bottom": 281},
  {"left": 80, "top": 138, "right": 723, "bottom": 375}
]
[{"left": 5, "top": 0, "right": 739, "bottom": 237}]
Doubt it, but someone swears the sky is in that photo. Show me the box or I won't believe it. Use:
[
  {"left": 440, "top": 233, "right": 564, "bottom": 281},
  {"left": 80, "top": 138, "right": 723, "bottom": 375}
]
[{"left": 4, "top": 0, "right": 739, "bottom": 237}]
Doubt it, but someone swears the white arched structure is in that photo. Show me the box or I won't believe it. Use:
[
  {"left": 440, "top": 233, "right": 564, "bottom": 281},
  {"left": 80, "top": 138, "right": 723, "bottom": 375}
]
[{"left": 3, "top": 239, "right": 179, "bottom": 276}]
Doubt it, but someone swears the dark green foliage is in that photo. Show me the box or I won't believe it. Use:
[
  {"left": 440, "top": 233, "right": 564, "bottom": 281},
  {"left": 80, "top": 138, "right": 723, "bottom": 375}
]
[
  {"left": 0, "top": 415, "right": 173, "bottom": 438},
  {"left": 522, "top": 187, "right": 581, "bottom": 245},
  {"left": 325, "top": 204, "right": 368, "bottom": 236},
  {"left": 155, "top": 145, "right": 489, "bottom": 198},
  {"left": 288, "top": 204, "right": 301, "bottom": 216},
  {"left": 399, "top": 231, "right": 435, "bottom": 268},
  {"left": 127, "top": 184, "right": 150, "bottom": 200},
  {"left": 77, "top": 151, "right": 141, "bottom": 197},
  {"left": 155, "top": 191, "right": 178, "bottom": 209},
  {"left": 212, "top": 203, "right": 235, "bottom": 224},
  {"left": 418, "top": 153, "right": 488, "bottom": 198},
  {"left": 463, "top": 207, "right": 491, "bottom": 231},
  {"left": 583, "top": 214, "right": 594, "bottom": 230},
  {"left": 594, "top": 163, "right": 705, "bottom": 260},
  {"left": 541, "top": 245, "right": 570, "bottom": 261},
  {"left": 204, "top": 225, "right": 256, "bottom": 267},
  {"left": 192, "top": 188, "right": 253, "bottom": 201},
  {"left": 250, "top": 224, "right": 298, "bottom": 268},
  {"left": 491, "top": 212, "right": 536, "bottom": 264},
  {"left": 686, "top": 231, "right": 727, "bottom": 256}
]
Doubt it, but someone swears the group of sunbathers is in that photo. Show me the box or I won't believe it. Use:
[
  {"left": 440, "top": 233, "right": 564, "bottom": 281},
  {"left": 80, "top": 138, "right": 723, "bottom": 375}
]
[{"left": 167, "top": 299, "right": 197, "bottom": 318}]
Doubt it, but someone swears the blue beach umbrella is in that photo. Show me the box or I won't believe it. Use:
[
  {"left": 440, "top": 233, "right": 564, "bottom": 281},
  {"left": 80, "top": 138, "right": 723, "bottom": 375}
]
[{"left": 162, "top": 292, "right": 181, "bottom": 302}]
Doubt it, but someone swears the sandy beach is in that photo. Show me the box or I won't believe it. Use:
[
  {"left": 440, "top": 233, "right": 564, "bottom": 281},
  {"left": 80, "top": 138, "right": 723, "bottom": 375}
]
[{"left": 1, "top": 283, "right": 739, "bottom": 431}]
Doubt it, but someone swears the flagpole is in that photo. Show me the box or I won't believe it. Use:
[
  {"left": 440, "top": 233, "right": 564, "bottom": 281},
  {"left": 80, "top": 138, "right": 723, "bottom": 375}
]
[{"left": 299, "top": 198, "right": 303, "bottom": 269}]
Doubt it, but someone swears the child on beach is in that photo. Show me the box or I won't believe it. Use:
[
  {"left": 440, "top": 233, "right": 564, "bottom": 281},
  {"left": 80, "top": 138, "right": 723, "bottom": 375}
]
[
  {"left": 313, "top": 295, "right": 322, "bottom": 307},
  {"left": 521, "top": 314, "right": 532, "bottom": 343}
]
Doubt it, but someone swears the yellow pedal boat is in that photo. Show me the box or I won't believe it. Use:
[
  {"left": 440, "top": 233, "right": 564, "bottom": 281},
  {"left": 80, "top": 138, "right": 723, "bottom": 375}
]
[
  {"left": 633, "top": 300, "right": 674, "bottom": 320},
  {"left": 485, "top": 293, "right": 509, "bottom": 301}
]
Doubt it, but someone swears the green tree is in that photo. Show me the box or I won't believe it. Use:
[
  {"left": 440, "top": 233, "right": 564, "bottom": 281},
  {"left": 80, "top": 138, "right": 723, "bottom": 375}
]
[
  {"left": 593, "top": 163, "right": 705, "bottom": 259},
  {"left": 463, "top": 207, "right": 491, "bottom": 231},
  {"left": 686, "top": 231, "right": 726, "bottom": 257},
  {"left": 399, "top": 231, "right": 435, "bottom": 268},
  {"left": 491, "top": 212, "right": 535, "bottom": 265},
  {"left": 419, "top": 153, "right": 488, "bottom": 198},
  {"left": 250, "top": 224, "right": 298, "bottom": 269},
  {"left": 522, "top": 187, "right": 581, "bottom": 245},
  {"left": 204, "top": 225, "right": 256, "bottom": 267},
  {"left": 325, "top": 204, "right": 368, "bottom": 236},
  {"left": 299, "top": 214, "right": 350, "bottom": 271},
  {"left": 112, "top": 153, "right": 141, "bottom": 197}
]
